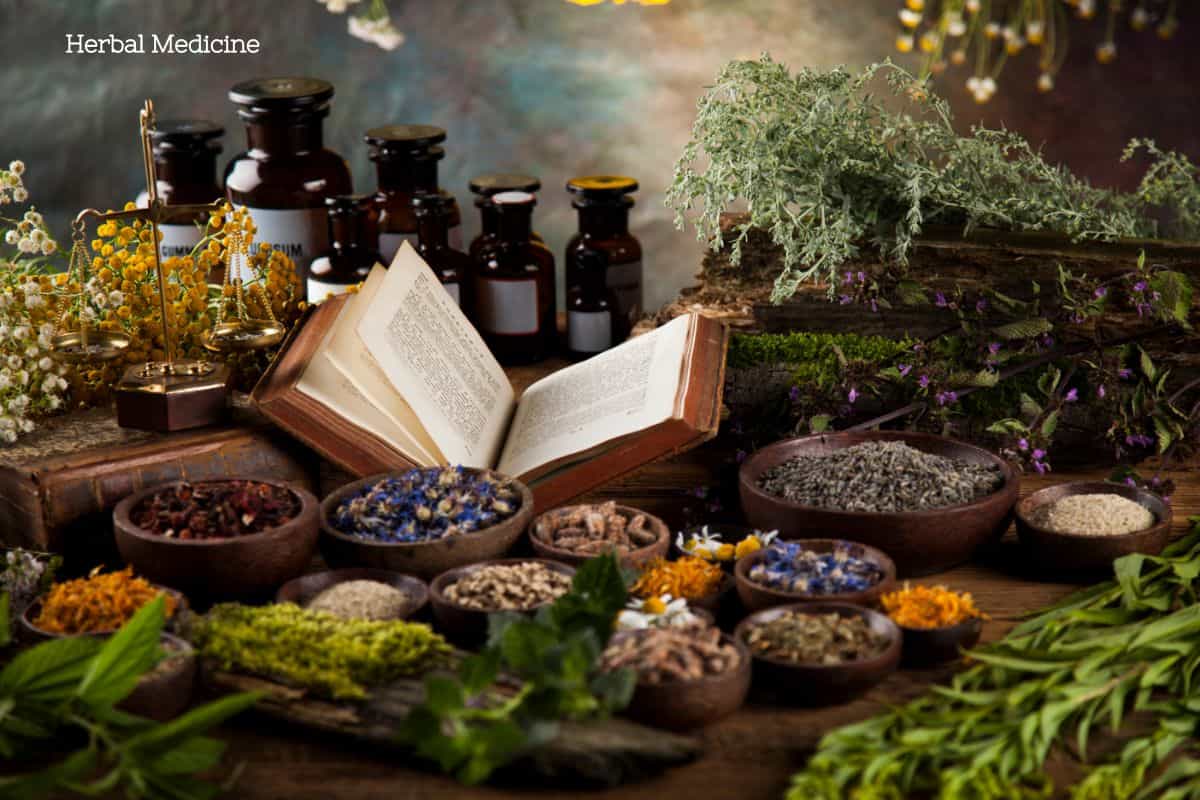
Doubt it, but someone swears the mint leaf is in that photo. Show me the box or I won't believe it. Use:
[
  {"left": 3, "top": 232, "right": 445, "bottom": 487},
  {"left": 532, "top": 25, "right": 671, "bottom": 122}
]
[
  {"left": 76, "top": 595, "right": 165, "bottom": 710},
  {"left": 0, "top": 635, "right": 103, "bottom": 703}
]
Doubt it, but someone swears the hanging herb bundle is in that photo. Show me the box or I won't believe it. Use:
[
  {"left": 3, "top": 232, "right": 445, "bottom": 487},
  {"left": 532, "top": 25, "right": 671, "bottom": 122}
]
[
  {"left": 788, "top": 519, "right": 1200, "bottom": 800},
  {"left": 668, "top": 57, "right": 1200, "bottom": 302}
]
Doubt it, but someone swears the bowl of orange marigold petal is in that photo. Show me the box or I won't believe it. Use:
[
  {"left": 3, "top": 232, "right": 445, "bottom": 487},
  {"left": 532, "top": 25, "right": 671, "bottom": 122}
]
[
  {"left": 880, "top": 583, "right": 986, "bottom": 666},
  {"left": 631, "top": 556, "right": 733, "bottom": 616}
]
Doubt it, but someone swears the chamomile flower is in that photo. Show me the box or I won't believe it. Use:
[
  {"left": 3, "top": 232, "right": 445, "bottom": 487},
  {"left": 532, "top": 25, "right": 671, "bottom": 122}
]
[{"left": 615, "top": 594, "right": 700, "bottom": 631}]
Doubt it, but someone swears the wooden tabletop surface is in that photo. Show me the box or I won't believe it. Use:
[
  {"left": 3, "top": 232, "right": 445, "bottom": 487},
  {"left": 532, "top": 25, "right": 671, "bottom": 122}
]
[{"left": 207, "top": 453, "right": 1199, "bottom": 800}]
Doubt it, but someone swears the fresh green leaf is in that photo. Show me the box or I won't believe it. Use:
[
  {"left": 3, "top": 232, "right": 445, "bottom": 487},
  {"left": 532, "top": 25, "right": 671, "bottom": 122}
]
[
  {"left": 75, "top": 596, "right": 166, "bottom": 710},
  {"left": 993, "top": 318, "right": 1053, "bottom": 341},
  {"left": 809, "top": 414, "right": 833, "bottom": 433}
]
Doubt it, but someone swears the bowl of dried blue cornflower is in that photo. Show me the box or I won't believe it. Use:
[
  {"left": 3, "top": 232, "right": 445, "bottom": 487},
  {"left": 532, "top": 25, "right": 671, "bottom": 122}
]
[
  {"left": 319, "top": 466, "right": 534, "bottom": 580},
  {"left": 734, "top": 539, "right": 896, "bottom": 613}
]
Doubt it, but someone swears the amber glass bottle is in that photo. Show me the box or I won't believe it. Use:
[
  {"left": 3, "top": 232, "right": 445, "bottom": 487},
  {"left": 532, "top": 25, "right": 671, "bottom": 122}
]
[
  {"left": 412, "top": 192, "right": 471, "bottom": 310},
  {"left": 308, "top": 194, "right": 382, "bottom": 303},
  {"left": 472, "top": 192, "right": 556, "bottom": 365},
  {"left": 564, "top": 175, "right": 642, "bottom": 345},
  {"left": 566, "top": 248, "right": 614, "bottom": 360},
  {"left": 367, "top": 125, "right": 461, "bottom": 265},
  {"left": 224, "top": 77, "right": 352, "bottom": 293},
  {"left": 136, "top": 120, "right": 224, "bottom": 269},
  {"left": 467, "top": 173, "right": 542, "bottom": 258}
]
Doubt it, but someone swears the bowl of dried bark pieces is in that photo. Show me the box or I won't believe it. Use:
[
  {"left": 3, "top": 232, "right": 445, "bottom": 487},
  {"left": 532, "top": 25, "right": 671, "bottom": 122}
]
[
  {"left": 528, "top": 502, "right": 670, "bottom": 569},
  {"left": 429, "top": 558, "right": 576, "bottom": 647},
  {"left": 600, "top": 623, "right": 751, "bottom": 731}
]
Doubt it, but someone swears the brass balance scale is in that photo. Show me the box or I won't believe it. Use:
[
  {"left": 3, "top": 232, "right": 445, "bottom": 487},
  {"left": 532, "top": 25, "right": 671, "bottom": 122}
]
[{"left": 50, "top": 99, "right": 284, "bottom": 432}]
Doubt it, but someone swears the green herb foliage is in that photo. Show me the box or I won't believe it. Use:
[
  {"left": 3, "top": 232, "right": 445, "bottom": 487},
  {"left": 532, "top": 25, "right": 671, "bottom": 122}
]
[
  {"left": 669, "top": 56, "right": 1200, "bottom": 302},
  {"left": 729, "top": 330, "right": 915, "bottom": 390},
  {"left": 0, "top": 596, "right": 259, "bottom": 800},
  {"left": 788, "top": 519, "right": 1200, "bottom": 800},
  {"left": 399, "top": 553, "right": 636, "bottom": 785},
  {"left": 189, "top": 602, "right": 451, "bottom": 700}
]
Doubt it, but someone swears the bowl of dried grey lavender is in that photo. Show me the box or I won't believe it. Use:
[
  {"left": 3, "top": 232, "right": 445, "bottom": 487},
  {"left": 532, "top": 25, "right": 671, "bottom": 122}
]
[
  {"left": 739, "top": 431, "right": 1019, "bottom": 577},
  {"left": 528, "top": 501, "right": 670, "bottom": 569},
  {"left": 319, "top": 467, "right": 534, "bottom": 581}
]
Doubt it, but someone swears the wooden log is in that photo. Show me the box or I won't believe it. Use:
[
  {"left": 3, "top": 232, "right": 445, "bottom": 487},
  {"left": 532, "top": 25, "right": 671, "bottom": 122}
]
[{"left": 203, "top": 668, "right": 702, "bottom": 788}]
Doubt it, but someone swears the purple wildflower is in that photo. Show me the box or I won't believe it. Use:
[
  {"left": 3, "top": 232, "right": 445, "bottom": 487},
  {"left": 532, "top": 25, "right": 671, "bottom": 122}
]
[
  {"left": 975, "top": 298, "right": 989, "bottom": 313},
  {"left": 1017, "top": 438, "right": 1029, "bottom": 451},
  {"left": 1118, "top": 368, "right": 1133, "bottom": 380},
  {"left": 843, "top": 271, "right": 854, "bottom": 285},
  {"left": 987, "top": 342, "right": 1001, "bottom": 354},
  {"left": 870, "top": 299, "right": 878, "bottom": 313},
  {"left": 839, "top": 294, "right": 853, "bottom": 305},
  {"left": 789, "top": 386, "right": 801, "bottom": 402},
  {"left": 1097, "top": 384, "right": 1106, "bottom": 399},
  {"left": 1133, "top": 280, "right": 1148, "bottom": 292},
  {"left": 936, "top": 390, "right": 958, "bottom": 406},
  {"left": 1033, "top": 460, "right": 1049, "bottom": 475},
  {"left": 1064, "top": 388, "right": 1078, "bottom": 403},
  {"left": 1093, "top": 286, "right": 1107, "bottom": 299},
  {"left": 1124, "top": 477, "right": 1137, "bottom": 488},
  {"left": 848, "top": 387, "right": 860, "bottom": 404},
  {"left": 1032, "top": 448, "right": 1046, "bottom": 460},
  {"left": 935, "top": 292, "right": 948, "bottom": 308},
  {"left": 918, "top": 374, "right": 931, "bottom": 388},
  {"left": 898, "top": 364, "right": 913, "bottom": 377},
  {"left": 857, "top": 271, "right": 866, "bottom": 283}
]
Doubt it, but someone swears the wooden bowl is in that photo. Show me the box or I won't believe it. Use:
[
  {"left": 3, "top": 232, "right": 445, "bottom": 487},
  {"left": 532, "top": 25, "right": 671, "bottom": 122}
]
[
  {"left": 898, "top": 617, "right": 983, "bottom": 667},
  {"left": 684, "top": 573, "right": 735, "bottom": 616},
  {"left": 320, "top": 470, "right": 533, "bottom": 581},
  {"left": 113, "top": 478, "right": 319, "bottom": 601},
  {"left": 120, "top": 633, "right": 196, "bottom": 722},
  {"left": 276, "top": 568, "right": 429, "bottom": 620},
  {"left": 614, "top": 630, "right": 751, "bottom": 731},
  {"left": 735, "top": 602, "right": 902, "bottom": 706},
  {"left": 429, "top": 558, "right": 576, "bottom": 647},
  {"left": 738, "top": 431, "right": 1019, "bottom": 577},
  {"left": 528, "top": 504, "right": 670, "bottom": 569},
  {"left": 734, "top": 539, "right": 896, "bottom": 613},
  {"left": 21, "top": 585, "right": 187, "bottom": 641},
  {"left": 1014, "top": 481, "right": 1172, "bottom": 572}
]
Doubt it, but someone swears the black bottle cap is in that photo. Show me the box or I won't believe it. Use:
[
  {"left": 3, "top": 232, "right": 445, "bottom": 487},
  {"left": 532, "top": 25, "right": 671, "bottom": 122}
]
[
  {"left": 150, "top": 120, "right": 224, "bottom": 154},
  {"left": 469, "top": 173, "right": 541, "bottom": 196},
  {"left": 411, "top": 190, "right": 456, "bottom": 214},
  {"left": 324, "top": 193, "right": 377, "bottom": 216},
  {"left": 365, "top": 125, "right": 447, "bottom": 160},
  {"left": 229, "top": 77, "right": 334, "bottom": 117}
]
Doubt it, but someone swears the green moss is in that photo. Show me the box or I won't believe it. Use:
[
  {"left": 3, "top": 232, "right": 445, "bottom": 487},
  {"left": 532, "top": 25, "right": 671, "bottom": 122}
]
[{"left": 729, "top": 330, "right": 915, "bottom": 388}]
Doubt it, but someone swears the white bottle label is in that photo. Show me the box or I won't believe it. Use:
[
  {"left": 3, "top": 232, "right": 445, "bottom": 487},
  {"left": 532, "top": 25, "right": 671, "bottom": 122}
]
[
  {"left": 157, "top": 223, "right": 204, "bottom": 263},
  {"left": 607, "top": 260, "right": 643, "bottom": 323},
  {"left": 476, "top": 279, "right": 538, "bottom": 335},
  {"left": 379, "top": 232, "right": 417, "bottom": 266},
  {"left": 444, "top": 282, "right": 461, "bottom": 306},
  {"left": 307, "top": 277, "right": 353, "bottom": 304},
  {"left": 568, "top": 310, "right": 612, "bottom": 353},
  {"left": 235, "top": 205, "right": 327, "bottom": 280}
]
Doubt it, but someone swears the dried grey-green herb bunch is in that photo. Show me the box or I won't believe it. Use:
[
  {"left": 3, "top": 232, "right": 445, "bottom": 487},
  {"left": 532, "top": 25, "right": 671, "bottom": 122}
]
[{"left": 668, "top": 56, "right": 1200, "bottom": 302}]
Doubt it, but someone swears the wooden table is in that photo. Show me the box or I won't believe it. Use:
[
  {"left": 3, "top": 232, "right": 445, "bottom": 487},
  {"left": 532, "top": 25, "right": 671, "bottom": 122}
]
[{"left": 209, "top": 453, "right": 1200, "bottom": 800}]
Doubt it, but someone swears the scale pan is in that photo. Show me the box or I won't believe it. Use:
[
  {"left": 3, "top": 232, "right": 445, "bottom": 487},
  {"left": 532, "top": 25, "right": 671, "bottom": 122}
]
[
  {"left": 202, "top": 319, "right": 285, "bottom": 353},
  {"left": 50, "top": 329, "right": 132, "bottom": 364}
]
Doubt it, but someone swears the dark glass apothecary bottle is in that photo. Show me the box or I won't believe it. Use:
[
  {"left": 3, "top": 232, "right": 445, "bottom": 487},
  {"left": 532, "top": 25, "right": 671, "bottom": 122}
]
[
  {"left": 413, "top": 192, "right": 471, "bottom": 310},
  {"left": 224, "top": 77, "right": 352, "bottom": 293},
  {"left": 367, "top": 125, "right": 461, "bottom": 265},
  {"left": 308, "top": 194, "right": 382, "bottom": 303},
  {"left": 135, "top": 120, "right": 224, "bottom": 269},
  {"left": 566, "top": 248, "right": 614, "bottom": 360},
  {"left": 565, "top": 175, "right": 642, "bottom": 345},
  {"left": 467, "top": 173, "right": 542, "bottom": 258},
  {"left": 472, "top": 191, "right": 556, "bottom": 365}
]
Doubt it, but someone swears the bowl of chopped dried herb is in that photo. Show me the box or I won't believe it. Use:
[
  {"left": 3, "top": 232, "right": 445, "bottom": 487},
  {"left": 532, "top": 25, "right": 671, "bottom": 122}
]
[
  {"left": 429, "top": 558, "right": 575, "bottom": 647},
  {"left": 1013, "top": 481, "right": 1172, "bottom": 572},
  {"left": 319, "top": 467, "right": 534, "bottom": 581},
  {"left": 119, "top": 633, "right": 197, "bottom": 722},
  {"left": 735, "top": 539, "right": 896, "bottom": 613},
  {"left": 529, "top": 502, "right": 670, "bottom": 568},
  {"left": 735, "top": 603, "right": 902, "bottom": 706},
  {"left": 113, "top": 478, "right": 319, "bottom": 601},
  {"left": 739, "top": 431, "right": 1019, "bottom": 577},
  {"left": 20, "top": 567, "right": 185, "bottom": 640},
  {"left": 601, "top": 625, "right": 751, "bottom": 731},
  {"left": 276, "top": 568, "right": 429, "bottom": 621}
]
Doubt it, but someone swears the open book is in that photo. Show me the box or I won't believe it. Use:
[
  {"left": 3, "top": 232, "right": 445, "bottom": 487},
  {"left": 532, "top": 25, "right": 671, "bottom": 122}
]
[{"left": 252, "top": 243, "right": 728, "bottom": 510}]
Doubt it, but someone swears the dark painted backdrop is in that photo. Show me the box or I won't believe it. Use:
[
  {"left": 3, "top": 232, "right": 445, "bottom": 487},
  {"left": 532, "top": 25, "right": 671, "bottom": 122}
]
[{"left": 0, "top": 0, "right": 1196, "bottom": 307}]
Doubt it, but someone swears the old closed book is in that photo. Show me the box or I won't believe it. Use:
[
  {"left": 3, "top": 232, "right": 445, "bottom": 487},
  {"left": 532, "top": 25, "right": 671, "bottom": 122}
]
[
  {"left": 0, "top": 407, "right": 315, "bottom": 558},
  {"left": 253, "top": 243, "right": 728, "bottom": 510}
]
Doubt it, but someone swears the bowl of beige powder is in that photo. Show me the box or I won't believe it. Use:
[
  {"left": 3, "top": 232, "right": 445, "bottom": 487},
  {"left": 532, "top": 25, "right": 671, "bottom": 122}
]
[{"left": 1015, "top": 481, "right": 1172, "bottom": 572}]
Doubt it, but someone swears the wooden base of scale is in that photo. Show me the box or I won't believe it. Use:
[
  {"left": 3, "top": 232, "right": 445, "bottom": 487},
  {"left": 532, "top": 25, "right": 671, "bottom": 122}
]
[{"left": 115, "top": 360, "right": 233, "bottom": 432}]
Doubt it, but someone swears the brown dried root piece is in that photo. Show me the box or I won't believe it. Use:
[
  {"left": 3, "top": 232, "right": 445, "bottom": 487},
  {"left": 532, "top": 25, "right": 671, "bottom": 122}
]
[
  {"left": 600, "top": 625, "right": 740, "bottom": 685},
  {"left": 534, "top": 502, "right": 661, "bottom": 555}
]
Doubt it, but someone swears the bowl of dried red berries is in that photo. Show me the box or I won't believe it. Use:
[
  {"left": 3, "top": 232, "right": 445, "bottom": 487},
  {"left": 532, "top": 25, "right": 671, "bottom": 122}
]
[{"left": 113, "top": 478, "right": 319, "bottom": 601}]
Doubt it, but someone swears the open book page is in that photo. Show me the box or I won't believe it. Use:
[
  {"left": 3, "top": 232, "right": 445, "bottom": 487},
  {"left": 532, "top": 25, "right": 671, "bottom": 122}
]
[
  {"left": 496, "top": 314, "right": 692, "bottom": 479},
  {"left": 324, "top": 265, "right": 441, "bottom": 465},
  {"left": 356, "top": 242, "right": 515, "bottom": 469},
  {"left": 295, "top": 318, "right": 431, "bottom": 463}
]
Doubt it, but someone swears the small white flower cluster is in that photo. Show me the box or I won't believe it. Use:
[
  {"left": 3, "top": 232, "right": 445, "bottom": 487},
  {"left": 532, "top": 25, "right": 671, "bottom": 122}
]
[
  {"left": 315, "top": 0, "right": 361, "bottom": 12},
  {"left": 3, "top": 209, "right": 57, "bottom": 257},
  {"left": 0, "top": 309, "right": 68, "bottom": 444},
  {"left": 965, "top": 75, "right": 997, "bottom": 104},
  {"left": 615, "top": 595, "right": 701, "bottom": 632},
  {"left": 347, "top": 14, "right": 405, "bottom": 50},
  {"left": 0, "top": 160, "right": 27, "bottom": 204}
]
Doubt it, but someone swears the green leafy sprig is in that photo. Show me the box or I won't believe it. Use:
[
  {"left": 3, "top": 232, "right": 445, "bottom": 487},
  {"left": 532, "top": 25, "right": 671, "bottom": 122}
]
[
  {"left": 0, "top": 596, "right": 259, "bottom": 800},
  {"left": 399, "top": 553, "right": 636, "bottom": 785},
  {"left": 787, "top": 520, "right": 1200, "bottom": 800}
]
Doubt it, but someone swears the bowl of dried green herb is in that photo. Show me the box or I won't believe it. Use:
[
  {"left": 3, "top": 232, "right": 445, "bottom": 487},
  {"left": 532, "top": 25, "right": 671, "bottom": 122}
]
[
  {"left": 735, "top": 602, "right": 902, "bottom": 706},
  {"left": 739, "top": 431, "right": 1019, "bottom": 577},
  {"left": 113, "top": 478, "right": 319, "bottom": 601},
  {"left": 319, "top": 467, "right": 533, "bottom": 580}
]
